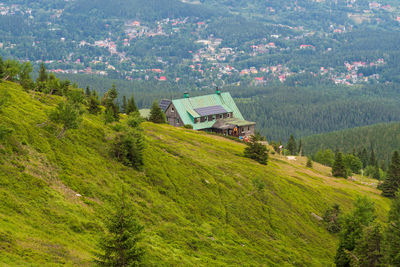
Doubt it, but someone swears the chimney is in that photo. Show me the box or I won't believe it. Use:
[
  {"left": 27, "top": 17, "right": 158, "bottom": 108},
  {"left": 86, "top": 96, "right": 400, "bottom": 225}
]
[
  {"left": 216, "top": 87, "right": 221, "bottom": 95},
  {"left": 183, "top": 92, "right": 189, "bottom": 98}
]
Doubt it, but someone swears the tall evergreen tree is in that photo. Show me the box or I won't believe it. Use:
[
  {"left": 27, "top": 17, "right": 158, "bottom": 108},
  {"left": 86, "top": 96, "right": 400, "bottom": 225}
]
[
  {"left": 95, "top": 191, "right": 144, "bottom": 266},
  {"left": 122, "top": 95, "right": 127, "bottom": 114},
  {"left": 383, "top": 192, "right": 400, "bottom": 266},
  {"left": 85, "top": 86, "right": 91, "bottom": 97},
  {"left": 19, "top": 62, "right": 34, "bottom": 91},
  {"left": 381, "top": 151, "right": 400, "bottom": 198},
  {"left": 332, "top": 152, "right": 347, "bottom": 178},
  {"left": 353, "top": 223, "right": 383, "bottom": 267},
  {"left": 359, "top": 148, "right": 369, "bottom": 169},
  {"left": 149, "top": 101, "right": 166, "bottom": 123},
  {"left": 0, "top": 56, "right": 4, "bottom": 80},
  {"left": 103, "top": 84, "right": 120, "bottom": 123},
  {"left": 37, "top": 63, "right": 48, "bottom": 83},
  {"left": 369, "top": 149, "right": 376, "bottom": 166},
  {"left": 335, "top": 197, "right": 376, "bottom": 267},
  {"left": 287, "top": 134, "right": 297, "bottom": 155},
  {"left": 88, "top": 91, "right": 101, "bottom": 115},
  {"left": 126, "top": 95, "right": 138, "bottom": 115},
  {"left": 373, "top": 163, "right": 381, "bottom": 180}
]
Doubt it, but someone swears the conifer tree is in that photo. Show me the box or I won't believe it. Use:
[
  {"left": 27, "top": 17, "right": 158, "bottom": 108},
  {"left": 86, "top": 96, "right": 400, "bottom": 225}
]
[
  {"left": 126, "top": 95, "right": 138, "bottom": 115},
  {"left": 85, "top": 86, "right": 91, "bottom": 97},
  {"left": 335, "top": 197, "right": 376, "bottom": 267},
  {"left": 19, "top": 62, "right": 34, "bottom": 91},
  {"left": 103, "top": 84, "right": 120, "bottom": 123},
  {"left": 359, "top": 148, "right": 369, "bottom": 169},
  {"left": 88, "top": 91, "right": 101, "bottom": 115},
  {"left": 332, "top": 152, "right": 347, "bottom": 178},
  {"left": 244, "top": 135, "right": 269, "bottom": 165},
  {"left": 95, "top": 191, "right": 144, "bottom": 266},
  {"left": 287, "top": 134, "right": 297, "bottom": 156},
  {"left": 0, "top": 56, "right": 4, "bottom": 80},
  {"left": 373, "top": 163, "right": 380, "bottom": 180},
  {"left": 37, "top": 63, "right": 48, "bottom": 83},
  {"left": 369, "top": 149, "right": 376, "bottom": 166},
  {"left": 381, "top": 151, "right": 400, "bottom": 198},
  {"left": 122, "top": 95, "right": 127, "bottom": 114},
  {"left": 149, "top": 101, "right": 166, "bottom": 123},
  {"left": 306, "top": 157, "right": 313, "bottom": 168},
  {"left": 49, "top": 101, "right": 81, "bottom": 138},
  {"left": 383, "top": 192, "right": 400, "bottom": 266},
  {"left": 353, "top": 223, "right": 383, "bottom": 267}
]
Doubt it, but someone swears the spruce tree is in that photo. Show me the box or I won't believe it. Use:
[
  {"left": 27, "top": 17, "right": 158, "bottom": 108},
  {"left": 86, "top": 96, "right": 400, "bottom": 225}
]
[
  {"left": 95, "top": 191, "right": 144, "bottom": 266},
  {"left": 359, "top": 148, "right": 369, "bottom": 169},
  {"left": 373, "top": 163, "right": 380, "bottom": 180},
  {"left": 306, "top": 157, "right": 313, "bottom": 168},
  {"left": 383, "top": 192, "right": 400, "bottom": 266},
  {"left": 49, "top": 101, "right": 80, "bottom": 138},
  {"left": 335, "top": 197, "right": 376, "bottom": 267},
  {"left": 19, "top": 62, "right": 34, "bottom": 91},
  {"left": 244, "top": 135, "right": 269, "bottom": 165},
  {"left": 353, "top": 223, "right": 383, "bottom": 267},
  {"left": 122, "top": 95, "right": 127, "bottom": 114},
  {"left": 103, "top": 85, "right": 120, "bottom": 123},
  {"left": 332, "top": 152, "right": 347, "bottom": 178},
  {"left": 85, "top": 86, "right": 91, "bottom": 97},
  {"left": 369, "top": 149, "right": 376, "bottom": 166},
  {"left": 126, "top": 96, "right": 138, "bottom": 115},
  {"left": 149, "top": 101, "right": 166, "bottom": 123},
  {"left": 286, "top": 134, "right": 297, "bottom": 156},
  {"left": 0, "top": 56, "right": 4, "bottom": 80},
  {"left": 37, "top": 63, "right": 48, "bottom": 83},
  {"left": 381, "top": 151, "right": 400, "bottom": 198},
  {"left": 88, "top": 91, "right": 101, "bottom": 115}
]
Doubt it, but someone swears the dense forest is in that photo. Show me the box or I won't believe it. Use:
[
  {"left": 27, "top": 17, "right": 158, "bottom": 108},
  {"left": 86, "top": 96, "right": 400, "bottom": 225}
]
[{"left": 302, "top": 122, "right": 400, "bottom": 164}]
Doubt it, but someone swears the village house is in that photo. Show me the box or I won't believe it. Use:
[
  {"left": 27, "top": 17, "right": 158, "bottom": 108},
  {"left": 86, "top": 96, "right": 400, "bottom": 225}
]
[{"left": 160, "top": 89, "right": 255, "bottom": 137}]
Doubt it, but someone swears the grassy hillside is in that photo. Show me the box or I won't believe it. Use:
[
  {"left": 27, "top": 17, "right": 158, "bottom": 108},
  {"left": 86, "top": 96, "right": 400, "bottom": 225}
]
[
  {"left": 302, "top": 122, "right": 400, "bottom": 162},
  {"left": 0, "top": 81, "right": 391, "bottom": 266}
]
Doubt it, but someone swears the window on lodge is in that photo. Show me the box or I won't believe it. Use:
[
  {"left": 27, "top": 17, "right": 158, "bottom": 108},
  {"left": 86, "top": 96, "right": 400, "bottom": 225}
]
[
  {"left": 194, "top": 118, "right": 199, "bottom": 123},
  {"left": 171, "top": 107, "right": 174, "bottom": 112}
]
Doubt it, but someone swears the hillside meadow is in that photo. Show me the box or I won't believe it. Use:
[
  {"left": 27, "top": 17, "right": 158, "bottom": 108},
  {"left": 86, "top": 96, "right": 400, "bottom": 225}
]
[{"left": 0, "top": 81, "right": 390, "bottom": 266}]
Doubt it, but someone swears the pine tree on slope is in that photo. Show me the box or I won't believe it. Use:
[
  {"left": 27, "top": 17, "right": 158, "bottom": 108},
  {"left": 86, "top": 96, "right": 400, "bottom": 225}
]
[
  {"left": 381, "top": 151, "right": 400, "bottom": 198},
  {"left": 383, "top": 192, "right": 400, "bottom": 266},
  {"left": 332, "top": 152, "right": 347, "bottom": 178},
  {"left": 149, "top": 101, "right": 166, "bottom": 123}
]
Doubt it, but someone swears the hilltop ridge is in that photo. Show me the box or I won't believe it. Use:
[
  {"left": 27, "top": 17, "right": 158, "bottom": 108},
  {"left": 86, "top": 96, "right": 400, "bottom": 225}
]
[{"left": 0, "top": 81, "right": 390, "bottom": 266}]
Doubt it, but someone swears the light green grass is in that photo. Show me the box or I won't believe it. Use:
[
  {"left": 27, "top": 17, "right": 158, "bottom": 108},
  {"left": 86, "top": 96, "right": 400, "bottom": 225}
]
[{"left": 0, "top": 81, "right": 390, "bottom": 266}]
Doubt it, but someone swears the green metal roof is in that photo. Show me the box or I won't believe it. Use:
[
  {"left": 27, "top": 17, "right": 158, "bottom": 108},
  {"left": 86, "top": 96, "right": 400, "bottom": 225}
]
[{"left": 171, "top": 92, "right": 245, "bottom": 130}]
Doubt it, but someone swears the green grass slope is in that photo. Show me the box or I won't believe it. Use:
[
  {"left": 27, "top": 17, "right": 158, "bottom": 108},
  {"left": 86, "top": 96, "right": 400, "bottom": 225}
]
[
  {"left": 302, "top": 122, "right": 400, "bottom": 162},
  {"left": 0, "top": 82, "right": 390, "bottom": 266}
]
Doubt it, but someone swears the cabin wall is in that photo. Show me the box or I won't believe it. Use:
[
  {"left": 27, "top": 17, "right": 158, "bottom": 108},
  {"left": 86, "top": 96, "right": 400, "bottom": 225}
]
[
  {"left": 239, "top": 125, "right": 255, "bottom": 137},
  {"left": 165, "top": 104, "right": 184, "bottom": 127}
]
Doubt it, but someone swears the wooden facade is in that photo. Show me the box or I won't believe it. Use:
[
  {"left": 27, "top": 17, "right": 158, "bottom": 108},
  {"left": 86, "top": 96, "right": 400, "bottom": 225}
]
[{"left": 165, "top": 103, "right": 184, "bottom": 127}]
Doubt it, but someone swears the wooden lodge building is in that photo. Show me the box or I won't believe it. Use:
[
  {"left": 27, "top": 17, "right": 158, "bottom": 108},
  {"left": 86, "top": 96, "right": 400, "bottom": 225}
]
[{"left": 160, "top": 89, "right": 255, "bottom": 137}]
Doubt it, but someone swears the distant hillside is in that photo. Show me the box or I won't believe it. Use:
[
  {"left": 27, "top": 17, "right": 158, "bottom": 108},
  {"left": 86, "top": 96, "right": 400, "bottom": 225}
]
[
  {"left": 0, "top": 81, "right": 390, "bottom": 266},
  {"left": 302, "top": 122, "right": 400, "bottom": 162}
]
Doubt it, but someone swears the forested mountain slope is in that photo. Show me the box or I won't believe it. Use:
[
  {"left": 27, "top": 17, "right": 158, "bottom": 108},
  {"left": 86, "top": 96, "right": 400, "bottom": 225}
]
[
  {"left": 0, "top": 82, "right": 390, "bottom": 266},
  {"left": 302, "top": 122, "right": 400, "bottom": 162}
]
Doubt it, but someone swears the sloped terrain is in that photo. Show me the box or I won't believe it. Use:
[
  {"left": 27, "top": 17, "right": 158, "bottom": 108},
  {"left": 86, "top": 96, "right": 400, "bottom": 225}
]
[{"left": 0, "top": 82, "right": 390, "bottom": 266}]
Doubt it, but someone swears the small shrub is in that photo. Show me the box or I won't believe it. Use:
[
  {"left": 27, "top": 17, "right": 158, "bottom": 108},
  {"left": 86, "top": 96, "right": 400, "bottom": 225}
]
[
  {"left": 183, "top": 124, "right": 193, "bottom": 129},
  {"left": 323, "top": 204, "right": 341, "bottom": 233}
]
